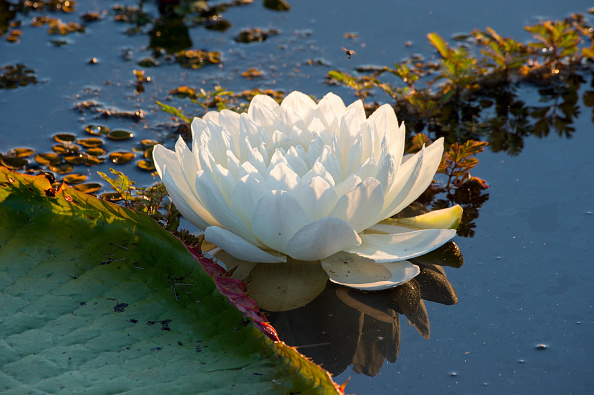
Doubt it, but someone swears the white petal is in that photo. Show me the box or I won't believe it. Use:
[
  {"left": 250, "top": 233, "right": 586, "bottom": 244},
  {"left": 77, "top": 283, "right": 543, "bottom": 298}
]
[
  {"left": 196, "top": 170, "right": 263, "bottom": 247},
  {"left": 308, "top": 117, "right": 333, "bottom": 147},
  {"left": 386, "top": 138, "right": 444, "bottom": 217},
  {"left": 337, "top": 100, "right": 366, "bottom": 167},
  {"left": 376, "top": 152, "right": 397, "bottom": 190},
  {"left": 328, "top": 177, "right": 384, "bottom": 233},
  {"left": 175, "top": 136, "right": 199, "bottom": 176},
  {"left": 379, "top": 146, "right": 424, "bottom": 218},
  {"left": 219, "top": 110, "right": 241, "bottom": 152},
  {"left": 321, "top": 252, "right": 419, "bottom": 290},
  {"left": 202, "top": 111, "right": 220, "bottom": 124},
  {"left": 265, "top": 162, "right": 300, "bottom": 193},
  {"left": 285, "top": 217, "right": 361, "bottom": 261},
  {"left": 301, "top": 161, "right": 336, "bottom": 187},
  {"left": 248, "top": 94, "right": 278, "bottom": 134},
  {"left": 212, "top": 164, "right": 236, "bottom": 204},
  {"left": 345, "top": 134, "right": 364, "bottom": 177},
  {"left": 205, "top": 226, "right": 286, "bottom": 263},
  {"left": 205, "top": 119, "right": 230, "bottom": 165},
  {"left": 355, "top": 157, "right": 378, "bottom": 180},
  {"left": 225, "top": 150, "right": 241, "bottom": 182},
  {"left": 306, "top": 138, "right": 324, "bottom": 167},
  {"left": 247, "top": 145, "right": 267, "bottom": 176},
  {"left": 281, "top": 91, "right": 316, "bottom": 119},
  {"left": 285, "top": 146, "right": 310, "bottom": 177},
  {"left": 267, "top": 148, "right": 289, "bottom": 171},
  {"left": 268, "top": 130, "right": 291, "bottom": 152},
  {"left": 369, "top": 104, "right": 403, "bottom": 157},
  {"left": 153, "top": 145, "right": 217, "bottom": 230},
  {"left": 367, "top": 224, "right": 418, "bottom": 234},
  {"left": 312, "top": 92, "right": 346, "bottom": 131},
  {"left": 344, "top": 228, "right": 457, "bottom": 263},
  {"left": 292, "top": 176, "right": 339, "bottom": 220},
  {"left": 229, "top": 175, "right": 270, "bottom": 227},
  {"left": 277, "top": 106, "right": 306, "bottom": 135},
  {"left": 191, "top": 118, "right": 209, "bottom": 149},
  {"left": 317, "top": 145, "right": 343, "bottom": 184},
  {"left": 250, "top": 190, "right": 312, "bottom": 252},
  {"left": 333, "top": 173, "right": 362, "bottom": 198},
  {"left": 239, "top": 113, "right": 260, "bottom": 146}
]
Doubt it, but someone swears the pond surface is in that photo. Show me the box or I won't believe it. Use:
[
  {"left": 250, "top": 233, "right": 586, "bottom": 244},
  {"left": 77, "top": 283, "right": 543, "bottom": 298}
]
[{"left": 1, "top": 0, "right": 593, "bottom": 393}]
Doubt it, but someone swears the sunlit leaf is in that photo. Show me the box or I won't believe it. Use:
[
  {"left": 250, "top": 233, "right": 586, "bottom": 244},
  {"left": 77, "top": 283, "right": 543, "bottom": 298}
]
[{"left": 0, "top": 168, "right": 340, "bottom": 394}]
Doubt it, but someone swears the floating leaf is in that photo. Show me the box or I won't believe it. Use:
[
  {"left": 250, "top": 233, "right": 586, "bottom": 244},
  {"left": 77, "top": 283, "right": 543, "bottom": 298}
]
[
  {"left": 34, "top": 153, "right": 62, "bottom": 166},
  {"left": 6, "top": 148, "right": 34, "bottom": 158},
  {"left": 0, "top": 168, "right": 341, "bottom": 394},
  {"left": 107, "top": 129, "right": 134, "bottom": 140},
  {"left": 137, "top": 159, "right": 156, "bottom": 171},
  {"left": 73, "top": 182, "right": 102, "bottom": 193},
  {"left": 62, "top": 173, "right": 87, "bottom": 184},
  {"left": 64, "top": 154, "right": 87, "bottom": 165},
  {"left": 87, "top": 147, "right": 106, "bottom": 156},
  {"left": 53, "top": 133, "right": 77, "bottom": 143},
  {"left": 144, "top": 146, "right": 154, "bottom": 159},
  {"left": 85, "top": 155, "right": 105, "bottom": 166},
  {"left": 49, "top": 162, "right": 74, "bottom": 174},
  {"left": 0, "top": 156, "right": 28, "bottom": 169},
  {"left": 78, "top": 138, "right": 104, "bottom": 148},
  {"left": 109, "top": 151, "right": 135, "bottom": 164},
  {"left": 100, "top": 191, "right": 123, "bottom": 201},
  {"left": 84, "top": 124, "right": 110, "bottom": 135},
  {"left": 140, "top": 139, "right": 159, "bottom": 146},
  {"left": 53, "top": 144, "right": 81, "bottom": 154}
]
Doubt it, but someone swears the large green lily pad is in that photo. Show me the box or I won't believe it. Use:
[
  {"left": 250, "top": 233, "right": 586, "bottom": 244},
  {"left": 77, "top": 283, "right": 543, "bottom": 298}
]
[{"left": 0, "top": 167, "right": 340, "bottom": 394}]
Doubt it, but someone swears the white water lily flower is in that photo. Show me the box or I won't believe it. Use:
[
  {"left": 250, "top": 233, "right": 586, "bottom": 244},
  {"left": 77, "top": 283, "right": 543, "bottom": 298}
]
[{"left": 153, "top": 91, "right": 462, "bottom": 290}]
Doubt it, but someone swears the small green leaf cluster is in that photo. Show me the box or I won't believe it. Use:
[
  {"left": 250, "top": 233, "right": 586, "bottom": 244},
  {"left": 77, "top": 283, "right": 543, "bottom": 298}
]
[{"left": 98, "top": 168, "right": 181, "bottom": 233}]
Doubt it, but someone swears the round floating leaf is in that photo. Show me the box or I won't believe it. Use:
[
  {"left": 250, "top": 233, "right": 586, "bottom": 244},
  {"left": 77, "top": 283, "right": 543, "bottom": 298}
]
[
  {"left": 109, "top": 151, "right": 135, "bottom": 164},
  {"left": 53, "top": 144, "right": 81, "bottom": 154},
  {"left": 107, "top": 129, "right": 134, "bottom": 140},
  {"left": 49, "top": 162, "right": 74, "bottom": 174},
  {"left": 144, "top": 146, "right": 154, "bottom": 159},
  {"left": 140, "top": 139, "right": 159, "bottom": 146},
  {"left": 84, "top": 124, "right": 110, "bottom": 135},
  {"left": 63, "top": 173, "right": 87, "bottom": 184},
  {"left": 100, "top": 192, "right": 123, "bottom": 202},
  {"left": 73, "top": 182, "right": 102, "bottom": 193},
  {"left": 64, "top": 154, "right": 87, "bottom": 165},
  {"left": 0, "top": 168, "right": 341, "bottom": 394},
  {"left": 6, "top": 147, "right": 35, "bottom": 158},
  {"left": 137, "top": 159, "right": 156, "bottom": 171},
  {"left": 0, "top": 156, "right": 29, "bottom": 169},
  {"left": 34, "top": 153, "right": 62, "bottom": 166},
  {"left": 53, "top": 133, "right": 77, "bottom": 143},
  {"left": 85, "top": 156, "right": 105, "bottom": 166},
  {"left": 78, "top": 138, "right": 104, "bottom": 148},
  {"left": 87, "top": 147, "right": 106, "bottom": 157}
]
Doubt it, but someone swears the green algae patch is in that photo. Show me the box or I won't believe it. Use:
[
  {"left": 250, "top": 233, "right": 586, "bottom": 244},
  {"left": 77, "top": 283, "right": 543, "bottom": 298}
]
[{"left": 0, "top": 167, "right": 341, "bottom": 394}]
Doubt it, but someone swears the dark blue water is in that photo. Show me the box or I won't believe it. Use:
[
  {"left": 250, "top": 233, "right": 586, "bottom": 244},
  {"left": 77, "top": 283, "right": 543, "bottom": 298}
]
[{"left": 1, "top": 0, "right": 592, "bottom": 393}]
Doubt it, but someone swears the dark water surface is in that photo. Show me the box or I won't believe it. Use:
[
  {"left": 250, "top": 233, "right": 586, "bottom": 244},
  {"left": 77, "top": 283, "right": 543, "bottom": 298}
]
[{"left": 1, "top": 0, "right": 592, "bottom": 393}]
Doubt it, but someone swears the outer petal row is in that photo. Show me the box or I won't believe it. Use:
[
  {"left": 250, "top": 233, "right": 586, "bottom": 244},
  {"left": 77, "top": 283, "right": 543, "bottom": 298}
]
[
  {"left": 344, "top": 228, "right": 457, "bottom": 263},
  {"left": 321, "top": 252, "right": 419, "bottom": 291}
]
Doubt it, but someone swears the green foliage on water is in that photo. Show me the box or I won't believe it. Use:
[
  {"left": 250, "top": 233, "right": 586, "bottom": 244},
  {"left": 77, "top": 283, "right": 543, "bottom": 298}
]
[{"left": 327, "top": 12, "right": 594, "bottom": 155}]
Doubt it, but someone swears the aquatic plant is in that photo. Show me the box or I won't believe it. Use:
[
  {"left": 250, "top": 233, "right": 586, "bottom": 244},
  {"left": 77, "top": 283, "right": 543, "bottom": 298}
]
[{"left": 152, "top": 91, "right": 463, "bottom": 290}]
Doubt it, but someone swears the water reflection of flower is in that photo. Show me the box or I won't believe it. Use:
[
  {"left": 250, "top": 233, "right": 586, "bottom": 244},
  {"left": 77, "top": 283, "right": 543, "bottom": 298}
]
[
  {"left": 154, "top": 91, "right": 463, "bottom": 290},
  {"left": 226, "top": 242, "right": 463, "bottom": 377}
]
